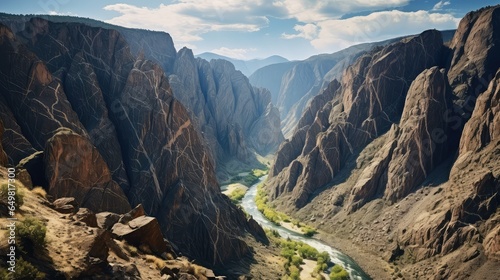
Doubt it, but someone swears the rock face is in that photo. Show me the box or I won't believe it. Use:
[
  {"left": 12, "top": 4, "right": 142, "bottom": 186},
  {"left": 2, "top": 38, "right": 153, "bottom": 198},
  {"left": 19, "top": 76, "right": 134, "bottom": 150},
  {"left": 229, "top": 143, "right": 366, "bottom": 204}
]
[
  {"left": 249, "top": 32, "right": 455, "bottom": 138},
  {"left": 266, "top": 5, "right": 500, "bottom": 279},
  {"left": 44, "top": 129, "right": 131, "bottom": 214},
  {"left": 0, "top": 19, "right": 265, "bottom": 267},
  {"left": 169, "top": 48, "right": 284, "bottom": 177},
  {"left": 268, "top": 29, "right": 444, "bottom": 208}
]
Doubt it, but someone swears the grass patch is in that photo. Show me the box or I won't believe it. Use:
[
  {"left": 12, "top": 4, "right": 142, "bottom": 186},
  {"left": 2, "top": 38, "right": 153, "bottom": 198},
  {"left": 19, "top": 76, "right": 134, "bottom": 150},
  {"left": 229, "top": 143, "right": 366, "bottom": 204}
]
[
  {"left": 229, "top": 168, "right": 268, "bottom": 187},
  {"left": 31, "top": 187, "right": 47, "bottom": 199},
  {"left": 227, "top": 187, "right": 247, "bottom": 204},
  {"left": 255, "top": 183, "right": 317, "bottom": 236}
]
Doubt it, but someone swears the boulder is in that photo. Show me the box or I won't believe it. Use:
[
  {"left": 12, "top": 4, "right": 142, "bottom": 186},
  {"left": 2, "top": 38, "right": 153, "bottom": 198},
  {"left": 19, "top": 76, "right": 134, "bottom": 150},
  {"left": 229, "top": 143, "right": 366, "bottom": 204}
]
[
  {"left": 111, "top": 216, "right": 171, "bottom": 256},
  {"left": 52, "top": 197, "right": 79, "bottom": 214},
  {"left": 118, "top": 204, "right": 146, "bottom": 224}
]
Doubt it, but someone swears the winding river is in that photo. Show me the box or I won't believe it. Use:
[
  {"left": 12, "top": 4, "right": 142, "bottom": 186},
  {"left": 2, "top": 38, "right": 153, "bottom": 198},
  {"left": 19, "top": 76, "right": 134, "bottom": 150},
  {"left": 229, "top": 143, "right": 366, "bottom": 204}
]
[{"left": 240, "top": 176, "right": 371, "bottom": 280}]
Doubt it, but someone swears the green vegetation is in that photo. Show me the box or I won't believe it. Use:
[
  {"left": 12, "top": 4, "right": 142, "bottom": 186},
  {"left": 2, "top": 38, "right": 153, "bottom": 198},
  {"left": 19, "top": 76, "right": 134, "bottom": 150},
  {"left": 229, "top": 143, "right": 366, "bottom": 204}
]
[
  {"left": 255, "top": 183, "right": 318, "bottom": 236},
  {"left": 17, "top": 217, "right": 47, "bottom": 252},
  {"left": 329, "top": 264, "right": 349, "bottom": 280},
  {"left": 0, "top": 183, "right": 25, "bottom": 210},
  {"left": 229, "top": 168, "right": 268, "bottom": 187},
  {"left": 265, "top": 232, "right": 333, "bottom": 280},
  {"left": 227, "top": 187, "right": 247, "bottom": 204},
  {"left": 0, "top": 258, "right": 45, "bottom": 280}
]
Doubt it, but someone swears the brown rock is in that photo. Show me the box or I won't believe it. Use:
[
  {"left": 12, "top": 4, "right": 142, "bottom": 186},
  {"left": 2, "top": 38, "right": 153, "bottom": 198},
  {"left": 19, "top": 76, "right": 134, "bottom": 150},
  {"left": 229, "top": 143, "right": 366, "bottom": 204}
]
[
  {"left": 16, "top": 151, "right": 47, "bottom": 188},
  {"left": 384, "top": 67, "right": 454, "bottom": 202},
  {"left": 118, "top": 204, "right": 146, "bottom": 224},
  {"left": 484, "top": 225, "right": 500, "bottom": 260},
  {"left": 52, "top": 197, "right": 79, "bottom": 214},
  {"left": 448, "top": 6, "right": 500, "bottom": 101},
  {"left": 111, "top": 216, "right": 170, "bottom": 256},
  {"left": 269, "top": 30, "right": 444, "bottom": 208},
  {"left": 44, "top": 128, "right": 131, "bottom": 214},
  {"left": 96, "top": 212, "right": 121, "bottom": 230},
  {"left": 74, "top": 208, "right": 98, "bottom": 227}
]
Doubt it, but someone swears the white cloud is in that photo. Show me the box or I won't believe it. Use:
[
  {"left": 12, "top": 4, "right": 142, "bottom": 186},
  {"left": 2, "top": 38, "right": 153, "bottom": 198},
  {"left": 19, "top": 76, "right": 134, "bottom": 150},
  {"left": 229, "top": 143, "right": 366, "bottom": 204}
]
[
  {"left": 104, "top": 1, "right": 272, "bottom": 47},
  {"left": 432, "top": 1, "right": 451, "bottom": 11},
  {"left": 273, "top": 0, "right": 410, "bottom": 22},
  {"left": 282, "top": 24, "right": 319, "bottom": 40},
  {"left": 103, "top": 0, "right": 411, "bottom": 48},
  {"left": 211, "top": 47, "right": 257, "bottom": 59},
  {"left": 310, "top": 10, "right": 460, "bottom": 51}
]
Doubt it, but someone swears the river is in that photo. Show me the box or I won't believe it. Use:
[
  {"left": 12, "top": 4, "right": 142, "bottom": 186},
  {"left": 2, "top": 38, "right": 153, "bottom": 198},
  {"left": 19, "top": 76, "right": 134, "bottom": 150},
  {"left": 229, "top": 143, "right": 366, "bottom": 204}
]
[{"left": 240, "top": 176, "right": 371, "bottom": 280}]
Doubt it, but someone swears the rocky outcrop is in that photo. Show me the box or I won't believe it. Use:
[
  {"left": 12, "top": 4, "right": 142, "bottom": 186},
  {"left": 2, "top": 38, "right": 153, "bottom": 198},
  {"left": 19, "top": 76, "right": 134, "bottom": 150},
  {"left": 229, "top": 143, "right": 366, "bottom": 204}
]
[
  {"left": 249, "top": 34, "right": 454, "bottom": 138},
  {"left": 112, "top": 216, "right": 172, "bottom": 256},
  {"left": 44, "top": 129, "right": 131, "bottom": 214},
  {"left": 268, "top": 29, "right": 444, "bottom": 208},
  {"left": 0, "top": 19, "right": 266, "bottom": 268},
  {"left": 448, "top": 6, "right": 500, "bottom": 102},
  {"left": 265, "top": 6, "right": 500, "bottom": 279},
  {"left": 383, "top": 67, "right": 454, "bottom": 202}
]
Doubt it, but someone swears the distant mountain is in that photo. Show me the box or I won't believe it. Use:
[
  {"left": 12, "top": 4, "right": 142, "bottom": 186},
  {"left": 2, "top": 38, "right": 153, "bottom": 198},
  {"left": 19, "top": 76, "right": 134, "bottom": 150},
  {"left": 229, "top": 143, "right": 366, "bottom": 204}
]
[
  {"left": 196, "top": 52, "right": 288, "bottom": 77},
  {"left": 250, "top": 30, "right": 456, "bottom": 138}
]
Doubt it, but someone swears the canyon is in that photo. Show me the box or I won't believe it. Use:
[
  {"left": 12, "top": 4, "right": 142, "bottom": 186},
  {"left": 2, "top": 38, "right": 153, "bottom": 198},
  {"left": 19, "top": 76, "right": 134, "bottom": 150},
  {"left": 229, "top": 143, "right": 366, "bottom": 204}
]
[{"left": 0, "top": 4, "right": 499, "bottom": 280}]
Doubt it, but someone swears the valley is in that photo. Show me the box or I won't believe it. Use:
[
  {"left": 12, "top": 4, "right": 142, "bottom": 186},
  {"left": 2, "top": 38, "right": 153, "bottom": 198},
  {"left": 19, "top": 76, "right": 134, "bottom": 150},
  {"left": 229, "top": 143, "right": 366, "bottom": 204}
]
[{"left": 0, "top": 3, "right": 499, "bottom": 280}]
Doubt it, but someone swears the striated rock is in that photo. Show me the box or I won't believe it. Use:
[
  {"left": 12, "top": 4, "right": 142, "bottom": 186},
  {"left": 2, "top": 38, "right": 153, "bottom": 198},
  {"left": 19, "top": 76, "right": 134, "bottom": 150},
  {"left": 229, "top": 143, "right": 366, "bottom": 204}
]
[
  {"left": 0, "top": 17, "right": 279, "bottom": 267},
  {"left": 448, "top": 6, "right": 500, "bottom": 102},
  {"left": 459, "top": 69, "right": 500, "bottom": 153},
  {"left": 170, "top": 49, "right": 283, "bottom": 176},
  {"left": 268, "top": 30, "right": 444, "bottom": 208},
  {"left": 44, "top": 128, "right": 131, "bottom": 214},
  {"left": 0, "top": 96, "right": 37, "bottom": 165},
  {"left": 0, "top": 24, "right": 87, "bottom": 151},
  {"left": 384, "top": 67, "right": 454, "bottom": 202}
]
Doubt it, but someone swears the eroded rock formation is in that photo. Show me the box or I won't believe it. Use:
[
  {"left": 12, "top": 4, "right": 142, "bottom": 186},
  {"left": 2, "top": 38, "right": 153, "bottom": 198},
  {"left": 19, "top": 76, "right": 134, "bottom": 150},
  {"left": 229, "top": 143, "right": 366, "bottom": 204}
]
[{"left": 0, "top": 19, "right": 265, "bottom": 268}]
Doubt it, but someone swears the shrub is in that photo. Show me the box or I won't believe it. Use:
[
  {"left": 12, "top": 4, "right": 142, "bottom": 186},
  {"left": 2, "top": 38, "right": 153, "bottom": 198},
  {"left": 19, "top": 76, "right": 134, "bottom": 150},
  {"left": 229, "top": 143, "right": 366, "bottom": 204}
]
[
  {"left": 302, "top": 225, "right": 317, "bottom": 237},
  {"left": 17, "top": 217, "right": 46, "bottom": 252},
  {"left": 228, "top": 187, "right": 246, "bottom": 204},
  {"left": 289, "top": 265, "right": 301, "bottom": 280},
  {"left": 291, "top": 255, "right": 303, "bottom": 267},
  {"left": 329, "top": 264, "right": 349, "bottom": 280},
  {"left": 280, "top": 248, "right": 295, "bottom": 260},
  {"left": 0, "top": 183, "right": 24, "bottom": 209},
  {"left": 8, "top": 258, "right": 45, "bottom": 279}
]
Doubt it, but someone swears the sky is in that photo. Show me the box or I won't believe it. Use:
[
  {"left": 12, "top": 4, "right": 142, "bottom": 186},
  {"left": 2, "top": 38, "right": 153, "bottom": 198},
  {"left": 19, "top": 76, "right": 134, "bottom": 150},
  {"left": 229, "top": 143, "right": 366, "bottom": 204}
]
[{"left": 1, "top": 1, "right": 498, "bottom": 60}]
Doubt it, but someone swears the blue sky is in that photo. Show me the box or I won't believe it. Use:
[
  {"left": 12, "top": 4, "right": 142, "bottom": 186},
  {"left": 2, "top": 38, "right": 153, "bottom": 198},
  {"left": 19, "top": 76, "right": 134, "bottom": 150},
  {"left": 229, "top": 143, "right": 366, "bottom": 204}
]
[{"left": 1, "top": 1, "right": 498, "bottom": 60}]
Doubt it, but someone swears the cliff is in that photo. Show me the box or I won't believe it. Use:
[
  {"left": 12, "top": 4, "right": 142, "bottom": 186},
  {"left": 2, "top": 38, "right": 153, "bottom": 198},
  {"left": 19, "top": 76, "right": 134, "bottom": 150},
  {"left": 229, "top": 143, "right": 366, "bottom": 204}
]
[
  {"left": 0, "top": 19, "right": 266, "bottom": 269},
  {"left": 266, "top": 5, "right": 500, "bottom": 279}
]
